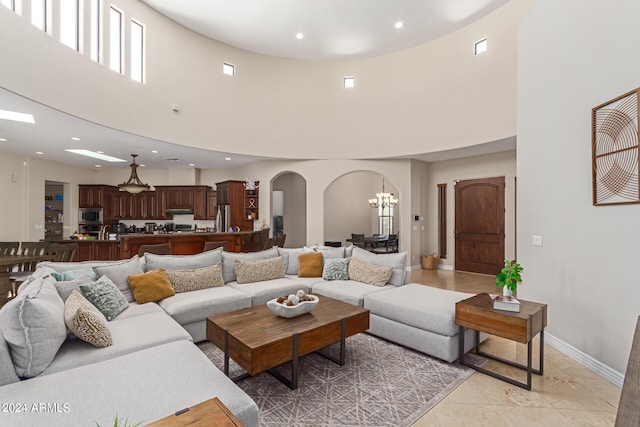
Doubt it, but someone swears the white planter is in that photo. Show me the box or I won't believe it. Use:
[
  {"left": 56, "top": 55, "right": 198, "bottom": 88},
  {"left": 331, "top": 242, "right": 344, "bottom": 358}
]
[{"left": 502, "top": 286, "right": 513, "bottom": 298}]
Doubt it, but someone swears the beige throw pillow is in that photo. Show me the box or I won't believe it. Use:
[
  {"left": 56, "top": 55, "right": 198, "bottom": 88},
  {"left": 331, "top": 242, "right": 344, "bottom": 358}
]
[
  {"left": 234, "top": 256, "right": 285, "bottom": 284},
  {"left": 348, "top": 257, "right": 393, "bottom": 287},
  {"left": 164, "top": 263, "right": 224, "bottom": 293},
  {"left": 64, "top": 290, "right": 113, "bottom": 348}
]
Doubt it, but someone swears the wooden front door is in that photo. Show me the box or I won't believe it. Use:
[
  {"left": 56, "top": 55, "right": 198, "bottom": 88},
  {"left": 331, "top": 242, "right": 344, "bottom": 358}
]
[{"left": 454, "top": 177, "right": 505, "bottom": 275}]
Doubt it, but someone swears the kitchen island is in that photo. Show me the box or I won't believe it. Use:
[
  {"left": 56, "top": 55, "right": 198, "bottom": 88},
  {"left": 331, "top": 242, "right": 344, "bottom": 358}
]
[{"left": 64, "top": 230, "right": 269, "bottom": 261}]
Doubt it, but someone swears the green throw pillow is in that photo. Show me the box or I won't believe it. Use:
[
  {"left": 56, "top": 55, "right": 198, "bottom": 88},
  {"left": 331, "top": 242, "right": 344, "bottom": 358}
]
[
  {"left": 322, "top": 258, "right": 350, "bottom": 281},
  {"left": 80, "top": 275, "right": 129, "bottom": 321}
]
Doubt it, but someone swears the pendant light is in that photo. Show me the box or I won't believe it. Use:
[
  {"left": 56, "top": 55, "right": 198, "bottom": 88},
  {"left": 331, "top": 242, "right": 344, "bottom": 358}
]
[{"left": 118, "top": 154, "right": 150, "bottom": 194}]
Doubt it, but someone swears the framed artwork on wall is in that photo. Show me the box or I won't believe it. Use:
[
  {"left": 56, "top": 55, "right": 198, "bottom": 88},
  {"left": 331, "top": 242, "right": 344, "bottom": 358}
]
[{"left": 592, "top": 88, "right": 640, "bottom": 206}]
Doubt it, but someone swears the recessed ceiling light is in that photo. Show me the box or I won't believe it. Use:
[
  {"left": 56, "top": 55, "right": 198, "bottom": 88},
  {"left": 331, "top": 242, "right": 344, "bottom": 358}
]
[
  {"left": 394, "top": 21, "right": 403, "bottom": 29},
  {"left": 96, "top": 151, "right": 104, "bottom": 154},
  {"left": 35, "top": 151, "right": 44, "bottom": 155},
  {"left": 344, "top": 76, "right": 355, "bottom": 88},
  {"left": 0, "top": 138, "right": 7, "bottom": 142},
  {"left": 95, "top": 164, "right": 101, "bottom": 168},
  {"left": 0, "top": 109, "right": 35, "bottom": 124},
  {"left": 188, "top": 163, "right": 195, "bottom": 167},
  {"left": 71, "top": 137, "right": 81, "bottom": 141},
  {"left": 65, "top": 149, "right": 127, "bottom": 162},
  {"left": 223, "top": 63, "right": 235, "bottom": 76},
  {"left": 140, "top": 164, "right": 146, "bottom": 167},
  {"left": 475, "top": 38, "right": 488, "bottom": 55},
  {"left": 151, "top": 150, "right": 159, "bottom": 154},
  {"left": 225, "top": 157, "right": 231, "bottom": 161},
  {"left": 296, "top": 32, "right": 303, "bottom": 40}
]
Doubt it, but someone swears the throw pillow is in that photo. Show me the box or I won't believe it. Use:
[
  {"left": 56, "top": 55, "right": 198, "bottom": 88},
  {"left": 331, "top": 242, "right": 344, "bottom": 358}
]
[
  {"left": 51, "top": 268, "right": 97, "bottom": 282},
  {"left": 127, "top": 269, "right": 175, "bottom": 304},
  {"left": 348, "top": 257, "right": 393, "bottom": 287},
  {"left": 164, "top": 263, "right": 224, "bottom": 293},
  {"left": 298, "top": 252, "right": 323, "bottom": 277},
  {"left": 80, "top": 275, "right": 129, "bottom": 321},
  {"left": 64, "top": 290, "right": 112, "bottom": 347},
  {"left": 234, "top": 256, "right": 285, "bottom": 284},
  {"left": 144, "top": 248, "right": 223, "bottom": 271},
  {"left": 0, "top": 276, "right": 67, "bottom": 378},
  {"left": 53, "top": 275, "right": 95, "bottom": 302},
  {"left": 318, "top": 246, "right": 346, "bottom": 260},
  {"left": 322, "top": 258, "right": 350, "bottom": 281},
  {"left": 93, "top": 256, "right": 144, "bottom": 303},
  {"left": 277, "top": 247, "right": 305, "bottom": 275},
  {"left": 221, "top": 247, "right": 279, "bottom": 283},
  {"left": 351, "top": 246, "right": 408, "bottom": 286}
]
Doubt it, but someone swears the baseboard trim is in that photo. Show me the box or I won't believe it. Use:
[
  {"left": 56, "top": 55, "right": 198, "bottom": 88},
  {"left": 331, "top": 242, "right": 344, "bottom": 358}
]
[
  {"left": 545, "top": 333, "right": 624, "bottom": 388},
  {"left": 437, "top": 264, "right": 453, "bottom": 271}
]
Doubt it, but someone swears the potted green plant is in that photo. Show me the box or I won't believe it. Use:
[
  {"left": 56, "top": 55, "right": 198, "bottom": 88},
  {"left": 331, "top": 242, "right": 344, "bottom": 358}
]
[{"left": 495, "top": 259, "right": 523, "bottom": 297}]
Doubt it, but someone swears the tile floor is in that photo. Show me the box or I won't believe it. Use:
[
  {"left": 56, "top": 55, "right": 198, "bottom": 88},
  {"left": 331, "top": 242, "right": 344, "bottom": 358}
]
[{"left": 409, "top": 269, "right": 621, "bottom": 427}]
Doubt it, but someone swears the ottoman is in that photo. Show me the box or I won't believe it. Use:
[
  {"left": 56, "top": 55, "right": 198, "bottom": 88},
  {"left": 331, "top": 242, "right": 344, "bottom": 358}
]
[{"left": 364, "top": 284, "right": 481, "bottom": 362}]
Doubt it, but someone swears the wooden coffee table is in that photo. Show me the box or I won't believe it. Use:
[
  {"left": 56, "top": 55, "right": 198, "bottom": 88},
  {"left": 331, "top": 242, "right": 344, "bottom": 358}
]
[
  {"left": 206, "top": 294, "right": 370, "bottom": 390},
  {"left": 147, "top": 398, "right": 242, "bottom": 427},
  {"left": 455, "top": 293, "right": 547, "bottom": 390}
]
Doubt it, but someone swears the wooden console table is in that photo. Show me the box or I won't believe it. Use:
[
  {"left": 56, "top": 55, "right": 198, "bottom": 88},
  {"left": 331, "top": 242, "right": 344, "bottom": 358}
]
[
  {"left": 146, "top": 398, "right": 242, "bottom": 427},
  {"left": 455, "top": 293, "right": 547, "bottom": 390}
]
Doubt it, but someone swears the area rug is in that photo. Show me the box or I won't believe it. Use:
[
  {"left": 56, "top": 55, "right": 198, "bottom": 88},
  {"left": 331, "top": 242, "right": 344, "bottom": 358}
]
[{"left": 197, "top": 333, "right": 476, "bottom": 427}]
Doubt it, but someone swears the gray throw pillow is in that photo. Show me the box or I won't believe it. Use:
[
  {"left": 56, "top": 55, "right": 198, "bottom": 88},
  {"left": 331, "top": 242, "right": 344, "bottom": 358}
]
[
  {"left": 0, "top": 276, "right": 67, "bottom": 378},
  {"left": 221, "top": 247, "right": 279, "bottom": 283},
  {"left": 80, "top": 275, "right": 129, "bottom": 321},
  {"left": 145, "top": 248, "right": 223, "bottom": 271},
  {"left": 351, "top": 246, "right": 408, "bottom": 286},
  {"left": 53, "top": 275, "right": 94, "bottom": 302},
  {"left": 277, "top": 247, "right": 305, "bottom": 275},
  {"left": 318, "top": 246, "right": 346, "bottom": 260},
  {"left": 93, "top": 256, "right": 143, "bottom": 302},
  {"left": 322, "top": 258, "right": 350, "bottom": 281}
]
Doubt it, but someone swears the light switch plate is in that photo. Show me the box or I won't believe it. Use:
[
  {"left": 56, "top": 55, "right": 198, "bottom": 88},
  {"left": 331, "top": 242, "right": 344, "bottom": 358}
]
[{"left": 532, "top": 235, "right": 543, "bottom": 246}]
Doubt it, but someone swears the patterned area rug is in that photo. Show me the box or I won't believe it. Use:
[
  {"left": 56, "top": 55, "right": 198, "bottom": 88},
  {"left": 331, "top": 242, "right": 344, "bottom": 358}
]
[{"left": 197, "top": 333, "right": 476, "bottom": 427}]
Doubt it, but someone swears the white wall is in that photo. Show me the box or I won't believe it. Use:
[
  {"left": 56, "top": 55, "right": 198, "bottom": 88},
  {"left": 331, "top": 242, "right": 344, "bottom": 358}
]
[
  {"left": 426, "top": 151, "right": 517, "bottom": 269},
  {"left": 518, "top": 0, "right": 640, "bottom": 376},
  {"left": 0, "top": 0, "right": 533, "bottom": 160}
]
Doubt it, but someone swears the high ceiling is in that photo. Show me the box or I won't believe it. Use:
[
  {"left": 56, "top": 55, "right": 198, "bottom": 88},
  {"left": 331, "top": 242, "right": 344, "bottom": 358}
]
[
  {"left": 142, "top": 0, "right": 508, "bottom": 60},
  {"left": 0, "top": 0, "right": 513, "bottom": 171}
]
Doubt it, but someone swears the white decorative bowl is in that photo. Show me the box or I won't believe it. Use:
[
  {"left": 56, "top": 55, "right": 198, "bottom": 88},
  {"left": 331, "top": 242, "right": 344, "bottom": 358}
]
[{"left": 267, "top": 295, "right": 319, "bottom": 318}]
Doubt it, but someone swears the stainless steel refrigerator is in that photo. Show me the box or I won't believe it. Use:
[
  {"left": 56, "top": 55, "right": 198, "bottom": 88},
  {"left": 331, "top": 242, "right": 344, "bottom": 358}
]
[{"left": 216, "top": 205, "right": 230, "bottom": 232}]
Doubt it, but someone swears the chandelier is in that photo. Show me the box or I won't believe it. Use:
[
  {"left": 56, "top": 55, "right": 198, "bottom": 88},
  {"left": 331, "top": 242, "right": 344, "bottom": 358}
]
[
  {"left": 368, "top": 178, "right": 398, "bottom": 208},
  {"left": 118, "top": 154, "right": 150, "bottom": 194}
]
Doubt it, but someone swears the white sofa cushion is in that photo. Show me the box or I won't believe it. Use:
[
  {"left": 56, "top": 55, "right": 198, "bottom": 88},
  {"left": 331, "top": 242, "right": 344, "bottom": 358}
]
[
  {"left": 145, "top": 248, "right": 223, "bottom": 271},
  {"left": 351, "top": 246, "right": 407, "bottom": 286},
  {"left": 0, "top": 331, "right": 19, "bottom": 386},
  {"left": 277, "top": 247, "right": 305, "bottom": 275},
  {"left": 92, "top": 256, "right": 144, "bottom": 303},
  {"left": 158, "top": 286, "right": 251, "bottom": 326},
  {"left": 227, "top": 277, "right": 311, "bottom": 306},
  {"left": 0, "top": 269, "right": 67, "bottom": 378},
  {"left": 311, "top": 279, "right": 393, "bottom": 307}
]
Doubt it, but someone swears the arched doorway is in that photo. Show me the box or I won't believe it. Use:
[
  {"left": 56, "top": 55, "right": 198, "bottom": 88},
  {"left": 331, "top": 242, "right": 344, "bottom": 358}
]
[{"left": 272, "top": 172, "right": 306, "bottom": 248}]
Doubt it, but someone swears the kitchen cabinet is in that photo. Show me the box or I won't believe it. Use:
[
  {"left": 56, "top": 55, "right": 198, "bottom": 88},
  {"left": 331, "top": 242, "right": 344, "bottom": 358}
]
[
  {"left": 216, "top": 180, "right": 258, "bottom": 232},
  {"left": 206, "top": 191, "right": 217, "bottom": 220},
  {"left": 155, "top": 186, "right": 211, "bottom": 220},
  {"left": 79, "top": 185, "right": 117, "bottom": 208},
  {"left": 131, "top": 191, "right": 156, "bottom": 219}
]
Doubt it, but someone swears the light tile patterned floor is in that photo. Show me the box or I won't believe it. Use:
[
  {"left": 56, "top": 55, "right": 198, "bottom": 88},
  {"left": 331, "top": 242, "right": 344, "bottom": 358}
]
[{"left": 409, "top": 269, "right": 621, "bottom": 427}]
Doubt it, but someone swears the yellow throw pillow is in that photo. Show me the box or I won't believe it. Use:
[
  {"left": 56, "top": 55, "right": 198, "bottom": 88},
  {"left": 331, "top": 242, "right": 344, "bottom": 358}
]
[
  {"left": 298, "top": 252, "right": 323, "bottom": 277},
  {"left": 127, "top": 269, "right": 175, "bottom": 304}
]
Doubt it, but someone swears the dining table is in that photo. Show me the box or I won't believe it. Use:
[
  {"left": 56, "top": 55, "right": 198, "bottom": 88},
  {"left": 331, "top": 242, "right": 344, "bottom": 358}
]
[
  {"left": 0, "top": 254, "right": 50, "bottom": 305},
  {"left": 346, "top": 236, "right": 389, "bottom": 250}
]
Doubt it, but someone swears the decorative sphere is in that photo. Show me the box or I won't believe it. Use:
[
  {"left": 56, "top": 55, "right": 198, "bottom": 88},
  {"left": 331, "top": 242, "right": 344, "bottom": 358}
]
[
  {"left": 296, "top": 290, "right": 306, "bottom": 299},
  {"left": 288, "top": 294, "right": 300, "bottom": 305}
]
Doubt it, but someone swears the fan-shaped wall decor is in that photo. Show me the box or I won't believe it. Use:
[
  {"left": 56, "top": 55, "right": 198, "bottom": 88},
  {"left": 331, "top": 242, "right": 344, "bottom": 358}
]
[{"left": 592, "top": 88, "right": 640, "bottom": 206}]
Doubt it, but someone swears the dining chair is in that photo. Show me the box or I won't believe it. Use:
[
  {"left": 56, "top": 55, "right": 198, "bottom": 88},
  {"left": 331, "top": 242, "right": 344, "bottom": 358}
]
[
  {"left": 203, "top": 241, "right": 227, "bottom": 252},
  {"left": 351, "top": 233, "right": 366, "bottom": 249},
  {"left": 10, "top": 241, "right": 50, "bottom": 295},
  {"left": 0, "top": 242, "right": 19, "bottom": 256},
  {"left": 137, "top": 243, "right": 171, "bottom": 257},
  {"left": 263, "top": 237, "right": 275, "bottom": 250},
  {"left": 372, "top": 234, "right": 399, "bottom": 254},
  {"left": 46, "top": 243, "right": 79, "bottom": 262},
  {"left": 274, "top": 234, "right": 286, "bottom": 247}
]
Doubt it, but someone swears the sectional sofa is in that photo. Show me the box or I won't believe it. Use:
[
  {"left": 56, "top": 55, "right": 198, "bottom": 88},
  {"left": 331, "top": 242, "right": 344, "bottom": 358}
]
[{"left": 0, "top": 245, "right": 479, "bottom": 426}]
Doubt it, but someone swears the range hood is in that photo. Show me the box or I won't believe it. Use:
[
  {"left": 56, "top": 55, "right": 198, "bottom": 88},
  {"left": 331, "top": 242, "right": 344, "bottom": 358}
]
[{"left": 165, "top": 208, "right": 194, "bottom": 215}]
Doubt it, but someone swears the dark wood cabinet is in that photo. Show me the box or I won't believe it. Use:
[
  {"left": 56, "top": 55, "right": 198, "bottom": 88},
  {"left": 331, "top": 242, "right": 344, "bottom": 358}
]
[
  {"left": 155, "top": 186, "right": 212, "bottom": 220},
  {"left": 206, "top": 191, "right": 218, "bottom": 220},
  {"left": 193, "top": 187, "right": 208, "bottom": 220},
  {"left": 130, "top": 191, "right": 156, "bottom": 219},
  {"left": 79, "top": 185, "right": 116, "bottom": 208},
  {"left": 216, "top": 181, "right": 258, "bottom": 232},
  {"left": 155, "top": 187, "right": 167, "bottom": 220}
]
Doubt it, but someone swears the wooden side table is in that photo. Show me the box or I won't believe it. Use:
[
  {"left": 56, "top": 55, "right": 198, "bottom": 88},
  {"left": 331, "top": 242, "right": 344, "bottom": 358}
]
[
  {"left": 455, "top": 293, "right": 547, "bottom": 390},
  {"left": 146, "top": 398, "right": 243, "bottom": 427}
]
